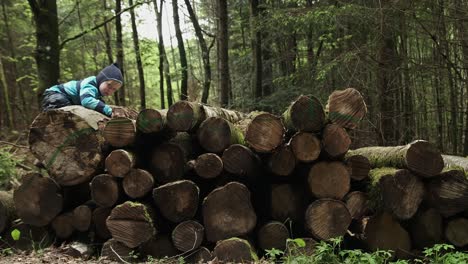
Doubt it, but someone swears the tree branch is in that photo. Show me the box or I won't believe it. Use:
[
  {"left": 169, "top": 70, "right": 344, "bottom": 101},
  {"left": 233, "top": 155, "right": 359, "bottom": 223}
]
[
  {"left": 59, "top": 0, "right": 151, "bottom": 49},
  {"left": 58, "top": 1, "right": 79, "bottom": 26}
]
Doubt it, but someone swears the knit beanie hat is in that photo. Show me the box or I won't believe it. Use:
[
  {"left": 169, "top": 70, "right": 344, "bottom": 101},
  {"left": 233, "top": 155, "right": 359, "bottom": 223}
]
[{"left": 96, "top": 63, "right": 123, "bottom": 87}]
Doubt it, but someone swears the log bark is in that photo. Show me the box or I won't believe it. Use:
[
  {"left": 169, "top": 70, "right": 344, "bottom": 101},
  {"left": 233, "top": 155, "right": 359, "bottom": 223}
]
[
  {"left": 409, "top": 208, "right": 443, "bottom": 249},
  {"left": 100, "top": 238, "right": 133, "bottom": 263},
  {"left": 326, "top": 88, "right": 367, "bottom": 129},
  {"left": 425, "top": 170, "right": 468, "bottom": 217},
  {"left": 244, "top": 112, "right": 285, "bottom": 153},
  {"left": 28, "top": 106, "right": 107, "bottom": 186},
  {"left": 172, "top": 220, "right": 204, "bottom": 252},
  {"left": 197, "top": 117, "right": 244, "bottom": 153},
  {"left": 442, "top": 154, "right": 468, "bottom": 171},
  {"left": 369, "top": 168, "right": 424, "bottom": 220},
  {"left": 51, "top": 212, "right": 75, "bottom": 239},
  {"left": 92, "top": 207, "right": 112, "bottom": 240},
  {"left": 105, "top": 149, "right": 135, "bottom": 177},
  {"left": 364, "top": 212, "right": 412, "bottom": 259},
  {"left": 257, "top": 221, "right": 289, "bottom": 251},
  {"left": 321, "top": 124, "right": 351, "bottom": 158},
  {"left": 189, "top": 153, "right": 223, "bottom": 179},
  {"left": 167, "top": 101, "right": 246, "bottom": 132},
  {"left": 267, "top": 145, "right": 296, "bottom": 176},
  {"left": 282, "top": 95, "right": 325, "bottom": 132},
  {"left": 103, "top": 117, "right": 136, "bottom": 147},
  {"left": 308, "top": 161, "right": 350, "bottom": 200},
  {"left": 90, "top": 174, "right": 120, "bottom": 208},
  {"left": 203, "top": 182, "right": 257, "bottom": 242},
  {"left": 351, "top": 140, "right": 444, "bottom": 178},
  {"left": 445, "top": 217, "right": 468, "bottom": 247},
  {"left": 344, "top": 191, "right": 369, "bottom": 219},
  {"left": 140, "top": 235, "right": 179, "bottom": 259},
  {"left": 106, "top": 201, "right": 156, "bottom": 248},
  {"left": 290, "top": 132, "right": 321, "bottom": 162},
  {"left": 271, "top": 184, "right": 308, "bottom": 225},
  {"left": 122, "top": 168, "right": 154, "bottom": 199},
  {"left": 345, "top": 154, "right": 370, "bottom": 181},
  {"left": 149, "top": 143, "right": 187, "bottom": 184},
  {"left": 222, "top": 144, "right": 259, "bottom": 177},
  {"left": 72, "top": 204, "right": 92, "bottom": 232},
  {"left": 0, "top": 191, "right": 16, "bottom": 234},
  {"left": 153, "top": 180, "right": 199, "bottom": 223},
  {"left": 213, "top": 238, "right": 258, "bottom": 262},
  {"left": 13, "top": 172, "right": 63, "bottom": 226},
  {"left": 305, "top": 199, "right": 352, "bottom": 240},
  {"left": 136, "top": 108, "right": 167, "bottom": 133}
]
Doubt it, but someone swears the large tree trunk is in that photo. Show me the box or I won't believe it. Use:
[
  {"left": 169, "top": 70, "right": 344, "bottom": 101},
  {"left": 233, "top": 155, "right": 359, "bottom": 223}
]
[
  {"left": 218, "top": 0, "right": 230, "bottom": 107},
  {"left": 28, "top": 106, "right": 107, "bottom": 186},
  {"left": 282, "top": 95, "right": 325, "bottom": 133},
  {"left": 203, "top": 182, "right": 257, "bottom": 242},
  {"left": 172, "top": 0, "right": 188, "bottom": 100},
  {"left": 350, "top": 140, "right": 444, "bottom": 178},
  {"left": 13, "top": 173, "right": 63, "bottom": 227},
  {"left": 370, "top": 168, "right": 424, "bottom": 220},
  {"left": 129, "top": 0, "right": 146, "bottom": 109},
  {"left": 27, "top": 0, "right": 60, "bottom": 107},
  {"left": 106, "top": 201, "right": 156, "bottom": 248},
  {"left": 153, "top": 180, "right": 199, "bottom": 223},
  {"left": 184, "top": 0, "right": 211, "bottom": 103}
]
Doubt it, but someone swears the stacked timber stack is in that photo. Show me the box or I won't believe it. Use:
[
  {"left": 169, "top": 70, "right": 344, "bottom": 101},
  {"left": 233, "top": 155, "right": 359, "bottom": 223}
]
[{"left": 1, "top": 87, "right": 466, "bottom": 263}]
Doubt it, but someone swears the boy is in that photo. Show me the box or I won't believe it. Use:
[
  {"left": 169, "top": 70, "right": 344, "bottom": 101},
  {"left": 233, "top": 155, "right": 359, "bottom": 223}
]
[{"left": 41, "top": 63, "right": 123, "bottom": 117}]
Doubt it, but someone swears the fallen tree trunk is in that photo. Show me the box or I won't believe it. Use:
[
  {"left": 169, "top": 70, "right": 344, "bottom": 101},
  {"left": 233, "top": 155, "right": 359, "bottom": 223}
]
[
  {"left": 203, "top": 182, "right": 257, "bottom": 242},
  {"left": 369, "top": 168, "right": 424, "bottom": 220},
  {"left": 167, "top": 101, "right": 246, "bottom": 132},
  {"left": 326, "top": 88, "right": 367, "bottom": 130},
  {"left": 13, "top": 173, "right": 63, "bottom": 227},
  {"left": 350, "top": 140, "right": 444, "bottom": 178},
  {"left": 282, "top": 95, "right": 325, "bottom": 133},
  {"left": 28, "top": 106, "right": 107, "bottom": 186},
  {"left": 106, "top": 201, "right": 156, "bottom": 248}
]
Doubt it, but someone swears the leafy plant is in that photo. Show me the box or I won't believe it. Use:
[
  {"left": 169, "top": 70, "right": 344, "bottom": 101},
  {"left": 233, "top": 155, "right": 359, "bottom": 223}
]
[{"left": 0, "top": 147, "right": 17, "bottom": 188}]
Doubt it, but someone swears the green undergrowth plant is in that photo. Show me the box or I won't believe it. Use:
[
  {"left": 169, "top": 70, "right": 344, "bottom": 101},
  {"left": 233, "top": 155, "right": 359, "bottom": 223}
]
[
  {"left": 265, "top": 237, "right": 468, "bottom": 264},
  {"left": 0, "top": 147, "right": 18, "bottom": 188}
]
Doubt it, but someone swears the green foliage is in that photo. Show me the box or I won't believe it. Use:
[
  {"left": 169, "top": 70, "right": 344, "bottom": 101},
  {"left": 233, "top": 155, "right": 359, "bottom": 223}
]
[
  {"left": 0, "top": 147, "right": 17, "bottom": 188},
  {"left": 10, "top": 229, "right": 20, "bottom": 241}
]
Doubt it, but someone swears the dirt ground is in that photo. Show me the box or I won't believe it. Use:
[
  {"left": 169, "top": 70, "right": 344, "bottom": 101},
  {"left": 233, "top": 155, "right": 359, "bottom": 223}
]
[{"left": 0, "top": 247, "right": 113, "bottom": 264}]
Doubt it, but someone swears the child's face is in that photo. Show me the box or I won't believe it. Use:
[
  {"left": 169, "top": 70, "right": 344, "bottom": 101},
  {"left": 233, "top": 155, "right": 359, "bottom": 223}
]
[{"left": 99, "top": 80, "right": 122, "bottom": 96}]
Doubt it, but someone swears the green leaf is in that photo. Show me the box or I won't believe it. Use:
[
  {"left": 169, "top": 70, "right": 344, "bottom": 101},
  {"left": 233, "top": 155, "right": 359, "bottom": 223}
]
[{"left": 11, "top": 229, "right": 21, "bottom": 241}]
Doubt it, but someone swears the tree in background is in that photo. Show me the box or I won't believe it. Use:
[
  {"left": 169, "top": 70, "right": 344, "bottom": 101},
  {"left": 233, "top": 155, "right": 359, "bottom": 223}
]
[{"left": 129, "top": 0, "right": 147, "bottom": 109}]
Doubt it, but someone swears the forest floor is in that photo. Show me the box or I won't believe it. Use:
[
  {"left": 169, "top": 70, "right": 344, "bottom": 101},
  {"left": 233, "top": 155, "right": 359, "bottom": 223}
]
[{"left": 0, "top": 248, "right": 113, "bottom": 264}]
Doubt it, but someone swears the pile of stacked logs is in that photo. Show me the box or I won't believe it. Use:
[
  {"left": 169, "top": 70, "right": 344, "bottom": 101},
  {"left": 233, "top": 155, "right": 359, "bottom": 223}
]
[{"left": 0, "top": 87, "right": 467, "bottom": 262}]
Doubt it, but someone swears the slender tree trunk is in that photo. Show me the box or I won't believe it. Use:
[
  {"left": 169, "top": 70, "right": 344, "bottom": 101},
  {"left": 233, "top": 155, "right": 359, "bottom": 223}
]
[
  {"left": 184, "top": 0, "right": 211, "bottom": 103},
  {"left": 102, "top": 0, "right": 118, "bottom": 105},
  {"left": 27, "top": 0, "right": 60, "bottom": 107},
  {"left": 433, "top": 2, "right": 445, "bottom": 152},
  {"left": 152, "top": 0, "right": 165, "bottom": 108},
  {"left": 173, "top": 0, "right": 188, "bottom": 100},
  {"left": 0, "top": 59, "right": 14, "bottom": 129},
  {"left": 76, "top": 1, "right": 88, "bottom": 75},
  {"left": 455, "top": 0, "right": 468, "bottom": 155},
  {"left": 398, "top": 10, "right": 413, "bottom": 143},
  {"left": 129, "top": 0, "right": 146, "bottom": 109},
  {"left": 218, "top": 0, "right": 230, "bottom": 107},
  {"left": 250, "top": 0, "right": 262, "bottom": 100},
  {"left": 115, "top": 0, "right": 126, "bottom": 106}
]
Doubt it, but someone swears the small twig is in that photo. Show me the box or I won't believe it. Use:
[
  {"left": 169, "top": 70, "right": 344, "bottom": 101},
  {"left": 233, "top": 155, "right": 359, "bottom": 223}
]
[
  {"left": 16, "top": 163, "right": 33, "bottom": 171},
  {"left": 0, "top": 141, "right": 28, "bottom": 149},
  {"left": 109, "top": 245, "right": 131, "bottom": 264}
]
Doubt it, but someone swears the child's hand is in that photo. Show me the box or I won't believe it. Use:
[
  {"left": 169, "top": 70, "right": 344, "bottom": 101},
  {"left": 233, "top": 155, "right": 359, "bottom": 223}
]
[{"left": 111, "top": 107, "right": 125, "bottom": 118}]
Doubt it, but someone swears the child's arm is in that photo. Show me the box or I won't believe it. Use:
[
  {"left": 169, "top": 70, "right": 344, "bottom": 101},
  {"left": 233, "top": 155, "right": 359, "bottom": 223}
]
[{"left": 79, "top": 84, "right": 113, "bottom": 117}]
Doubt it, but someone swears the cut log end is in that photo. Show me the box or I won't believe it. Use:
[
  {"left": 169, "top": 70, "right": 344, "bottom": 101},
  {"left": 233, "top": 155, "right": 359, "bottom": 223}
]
[
  {"left": 445, "top": 218, "right": 468, "bottom": 247},
  {"left": 344, "top": 191, "right": 369, "bottom": 219},
  {"left": 305, "top": 199, "right": 352, "bottom": 240},
  {"left": 246, "top": 113, "right": 285, "bottom": 153},
  {"left": 90, "top": 174, "right": 120, "bottom": 208},
  {"left": 257, "top": 221, "right": 290, "bottom": 251},
  {"left": 214, "top": 238, "right": 258, "bottom": 263},
  {"left": 322, "top": 124, "right": 351, "bottom": 158},
  {"left": 284, "top": 95, "right": 325, "bottom": 132},
  {"left": 345, "top": 154, "right": 370, "bottom": 181},
  {"left": 103, "top": 117, "right": 136, "bottom": 147},
  {"left": 308, "top": 161, "right": 350, "bottom": 200},
  {"left": 137, "top": 108, "right": 166, "bottom": 133},
  {"left": 167, "top": 101, "right": 201, "bottom": 131},
  {"left": 72, "top": 205, "right": 92, "bottom": 232},
  {"left": 222, "top": 144, "right": 258, "bottom": 176},
  {"left": 410, "top": 208, "right": 443, "bottom": 249},
  {"left": 406, "top": 140, "right": 444, "bottom": 177},
  {"left": 149, "top": 143, "right": 186, "bottom": 184},
  {"left": 198, "top": 117, "right": 238, "bottom": 153},
  {"left": 327, "top": 88, "right": 367, "bottom": 129},
  {"left": 194, "top": 153, "right": 223, "bottom": 179},
  {"left": 101, "top": 238, "right": 133, "bottom": 263},
  {"left": 122, "top": 168, "right": 154, "bottom": 199},
  {"left": 268, "top": 145, "right": 296, "bottom": 176},
  {"left": 172, "top": 220, "right": 205, "bottom": 252},
  {"left": 105, "top": 149, "right": 135, "bottom": 177},
  {"left": 290, "top": 132, "right": 321, "bottom": 162}
]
